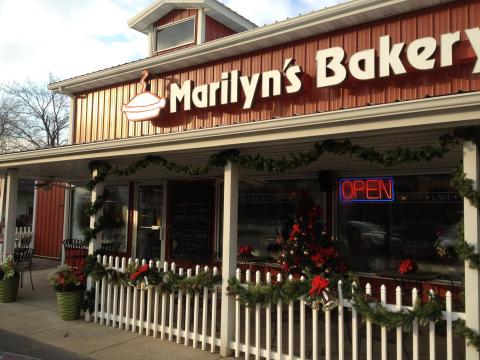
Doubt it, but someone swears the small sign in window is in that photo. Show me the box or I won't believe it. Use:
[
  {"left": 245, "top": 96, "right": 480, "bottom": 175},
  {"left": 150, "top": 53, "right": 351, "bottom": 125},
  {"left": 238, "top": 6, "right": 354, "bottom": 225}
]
[{"left": 339, "top": 177, "right": 394, "bottom": 202}]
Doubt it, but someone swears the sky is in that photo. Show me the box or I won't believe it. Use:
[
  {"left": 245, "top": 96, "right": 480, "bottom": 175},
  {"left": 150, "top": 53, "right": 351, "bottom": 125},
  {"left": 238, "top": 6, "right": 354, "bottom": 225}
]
[{"left": 0, "top": 0, "right": 344, "bottom": 85}]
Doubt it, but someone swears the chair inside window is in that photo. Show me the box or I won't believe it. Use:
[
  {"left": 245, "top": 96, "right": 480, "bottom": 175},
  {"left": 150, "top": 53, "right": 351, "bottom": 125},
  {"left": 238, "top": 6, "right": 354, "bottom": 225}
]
[
  {"left": 63, "top": 238, "right": 88, "bottom": 269},
  {"left": 14, "top": 247, "right": 34, "bottom": 290},
  {"left": 101, "top": 241, "right": 122, "bottom": 256},
  {"left": 19, "top": 234, "right": 32, "bottom": 248}
]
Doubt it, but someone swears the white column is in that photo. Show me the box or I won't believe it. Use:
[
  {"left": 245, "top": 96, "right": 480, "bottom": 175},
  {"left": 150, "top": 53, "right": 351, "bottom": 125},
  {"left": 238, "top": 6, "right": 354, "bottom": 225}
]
[
  {"left": 68, "top": 96, "right": 75, "bottom": 145},
  {"left": 31, "top": 182, "right": 39, "bottom": 250},
  {"left": 86, "top": 170, "right": 105, "bottom": 322},
  {"left": 463, "top": 141, "right": 480, "bottom": 360},
  {"left": 4, "top": 169, "right": 18, "bottom": 257},
  {"left": 0, "top": 175, "right": 7, "bottom": 224},
  {"left": 220, "top": 161, "right": 239, "bottom": 357},
  {"left": 61, "top": 187, "right": 72, "bottom": 264},
  {"left": 148, "top": 25, "right": 155, "bottom": 56},
  {"left": 197, "top": 8, "right": 206, "bottom": 45},
  {"left": 88, "top": 169, "right": 104, "bottom": 255}
]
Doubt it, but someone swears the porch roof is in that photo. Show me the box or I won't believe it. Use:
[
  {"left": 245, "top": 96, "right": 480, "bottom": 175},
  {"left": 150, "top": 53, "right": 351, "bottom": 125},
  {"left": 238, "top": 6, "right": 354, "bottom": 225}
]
[{"left": 0, "top": 92, "right": 477, "bottom": 181}]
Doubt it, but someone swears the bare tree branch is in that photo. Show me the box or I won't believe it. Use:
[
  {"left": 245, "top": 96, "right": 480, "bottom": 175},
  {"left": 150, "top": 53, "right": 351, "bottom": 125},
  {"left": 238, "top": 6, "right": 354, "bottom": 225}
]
[{"left": 0, "top": 76, "right": 69, "bottom": 151}]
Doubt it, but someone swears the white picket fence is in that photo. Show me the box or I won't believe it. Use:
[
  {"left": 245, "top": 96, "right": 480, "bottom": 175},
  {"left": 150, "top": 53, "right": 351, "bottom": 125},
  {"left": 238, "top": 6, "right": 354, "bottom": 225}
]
[
  {"left": 91, "top": 256, "right": 466, "bottom": 360},
  {"left": 0, "top": 226, "right": 33, "bottom": 262},
  {"left": 15, "top": 226, "right": 32, "bottom": 237},
  {"left": 231, "top": 269, "right": 465, "bottom": 360},
  {"left": 91, "top": 255, "right": 221, "bottom": 352}
]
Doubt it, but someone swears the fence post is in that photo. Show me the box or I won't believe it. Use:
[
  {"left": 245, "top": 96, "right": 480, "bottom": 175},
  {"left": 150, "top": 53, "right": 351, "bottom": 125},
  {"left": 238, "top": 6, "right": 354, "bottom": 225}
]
[
  {"left": 463, "top": 141, "right": 480, "bottom": 360},
  {"left": 220, "top": 161, "right": 239, "bottom": 357}
]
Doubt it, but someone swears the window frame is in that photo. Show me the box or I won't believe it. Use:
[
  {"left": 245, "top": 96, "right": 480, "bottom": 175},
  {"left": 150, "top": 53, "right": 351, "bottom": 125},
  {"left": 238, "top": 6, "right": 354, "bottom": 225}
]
[
  {"left": 154, "top": 16, "right": 197, "bottom": 53},
  {"left": 101, "top": 182, "right": 131, "bottom": 254}
]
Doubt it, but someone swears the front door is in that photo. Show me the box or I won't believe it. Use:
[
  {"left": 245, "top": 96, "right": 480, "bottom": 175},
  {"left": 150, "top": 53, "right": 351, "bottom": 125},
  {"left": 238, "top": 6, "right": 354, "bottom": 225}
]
[
  {"left": 167, "top": 181, "right": 215, "bottom": 264},
  {"left": 136, "top": 185, "right": 164, "bottom": 261}
]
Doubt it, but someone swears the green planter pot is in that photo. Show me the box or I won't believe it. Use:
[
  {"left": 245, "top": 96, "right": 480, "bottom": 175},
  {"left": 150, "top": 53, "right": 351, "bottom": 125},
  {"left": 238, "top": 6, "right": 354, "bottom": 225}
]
[
  {"left": 56, "top": 290, "right": 84, "bottom": 321},
  {"left": 0, "top": 276, "right": 19, "bottom": 303}
]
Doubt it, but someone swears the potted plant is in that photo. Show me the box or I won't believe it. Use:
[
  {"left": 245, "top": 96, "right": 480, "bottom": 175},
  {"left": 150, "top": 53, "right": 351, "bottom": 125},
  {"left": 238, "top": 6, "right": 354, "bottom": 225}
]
[
  {"left": 0, "top": 255, "right": 19, "bottom": 303},
  {"left": 48, "top": 265, "right": 86, "bottom": 321}
]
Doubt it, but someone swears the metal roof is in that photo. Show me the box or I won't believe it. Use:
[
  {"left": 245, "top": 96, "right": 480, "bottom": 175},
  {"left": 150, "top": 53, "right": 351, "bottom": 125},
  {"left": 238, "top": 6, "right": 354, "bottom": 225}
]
[
  {"left": 49, "top": 0, "right": 454, "bottom": 95},
  {"left": 128, "top": 0, "right": 257, "bottom": 34}
]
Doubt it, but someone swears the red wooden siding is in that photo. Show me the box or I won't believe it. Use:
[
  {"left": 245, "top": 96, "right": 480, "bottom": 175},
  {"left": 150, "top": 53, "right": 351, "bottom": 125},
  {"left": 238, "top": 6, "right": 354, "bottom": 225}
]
[
  {"left": 34, "top": 186, "right": 65, "bottom": 259},
  {"left": 205, "top": 15, "right": 236, "bottom": 42},
  {"left": 154, "top": 9, "right": 197, "bottom": 27},
  {"left": 72, "top": 0, "right": 480, "bottom": 144}
]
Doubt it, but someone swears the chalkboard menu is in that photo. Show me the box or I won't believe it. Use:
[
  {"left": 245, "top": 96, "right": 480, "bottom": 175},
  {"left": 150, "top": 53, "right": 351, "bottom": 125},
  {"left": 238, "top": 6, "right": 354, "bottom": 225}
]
[{"left": 168, "top": 182, "right": 213, "bottom": 262}]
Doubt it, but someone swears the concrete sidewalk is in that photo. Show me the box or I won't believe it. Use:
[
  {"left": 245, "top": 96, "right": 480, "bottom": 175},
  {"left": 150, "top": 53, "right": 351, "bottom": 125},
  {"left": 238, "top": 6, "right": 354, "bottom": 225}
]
[{"left": 0, "top": 262, "right": 225, "bottom": 360}]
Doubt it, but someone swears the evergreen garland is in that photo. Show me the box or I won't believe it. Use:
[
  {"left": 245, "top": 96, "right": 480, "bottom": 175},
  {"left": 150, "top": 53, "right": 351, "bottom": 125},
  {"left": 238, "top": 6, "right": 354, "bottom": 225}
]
[
  {"left": 454, "top": 320, "right": 480, "bottom": 353},
  {"left": 84, "top": 256, "right": 221, "bottom": 294},
  {"left": 227, "top": 277, "right": 310, "bottom": 307},
  {"left": 351, "top": 292, "right": 444, "bottom": 331}
]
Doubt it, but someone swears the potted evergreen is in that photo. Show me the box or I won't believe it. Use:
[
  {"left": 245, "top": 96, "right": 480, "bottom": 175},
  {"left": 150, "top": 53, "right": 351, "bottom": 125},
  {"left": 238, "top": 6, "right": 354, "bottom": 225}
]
[
  {"left": 48, "top": 265, "right": 86, "bottom": 321},
  {"left": 0, "top": 255, "right": 19, "bottom": 303}
]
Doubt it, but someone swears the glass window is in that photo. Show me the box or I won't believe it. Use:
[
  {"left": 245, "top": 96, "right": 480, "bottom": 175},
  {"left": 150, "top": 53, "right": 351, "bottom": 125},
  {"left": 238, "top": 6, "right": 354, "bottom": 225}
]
[
  {"left": 238, "top": 179, "right": 327, "bottom": 258},
  {"left": 102, "top": 185, "right": 129, "bottom": 252},
  {"left": 70, "top": 187, "right": 91, "bottom": 240},
  {"left": 155, "top": 18, "right": 195, "bottom": 52},
  {"left": 337, "top": 175, "right": 463, "bottom": 279}
]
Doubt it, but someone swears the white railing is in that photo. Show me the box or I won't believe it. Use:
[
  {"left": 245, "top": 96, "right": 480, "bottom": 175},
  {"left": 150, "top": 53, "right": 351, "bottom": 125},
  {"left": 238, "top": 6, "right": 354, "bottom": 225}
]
[
  {"left": 232, "top": 269, "right": 465, "bottom": 360},
  {"left": 91, "top": 257, "right": 466, "bottom": 359},
  {"left": 91, "top": 256, "right": 221, "bottom": 352},
  {"left": 0, "top": 227, "right": 32, "bottom": 262},
  {"left": 16, "top": 226, "right": 32, "bottom": 236}
]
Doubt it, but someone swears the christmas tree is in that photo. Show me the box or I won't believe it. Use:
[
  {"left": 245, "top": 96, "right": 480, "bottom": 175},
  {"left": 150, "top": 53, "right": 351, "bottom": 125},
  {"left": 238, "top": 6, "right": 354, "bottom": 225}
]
[{"left": 278, "top": 205, "right": 345, "bottom": 278}]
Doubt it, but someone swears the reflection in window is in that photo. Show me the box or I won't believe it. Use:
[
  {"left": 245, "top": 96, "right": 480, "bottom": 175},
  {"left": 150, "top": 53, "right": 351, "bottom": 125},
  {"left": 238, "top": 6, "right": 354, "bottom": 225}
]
[
  {"left": 238, "top": 179, "right": 327, "bottom": 258},
  {"left": 102, "top": 185, "right": 129, "bottom": 252},
  {"left": 70, "top": 187, "right": 91, "bottom": 240},
  {"left": 338, "top": 175, "right": 463, "bottom": 279},
  {"left": 155, "top": 18, "right": 195, "bottom": 52}
]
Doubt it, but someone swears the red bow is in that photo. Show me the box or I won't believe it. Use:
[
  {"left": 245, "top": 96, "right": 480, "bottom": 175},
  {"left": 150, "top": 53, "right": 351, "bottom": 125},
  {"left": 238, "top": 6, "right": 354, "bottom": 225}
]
[
  {"left": 308, "top": 275, "right": 329, "bottom": 297},
  {"left": 130, "top": 264, "right": 149, "bottom": 281}
]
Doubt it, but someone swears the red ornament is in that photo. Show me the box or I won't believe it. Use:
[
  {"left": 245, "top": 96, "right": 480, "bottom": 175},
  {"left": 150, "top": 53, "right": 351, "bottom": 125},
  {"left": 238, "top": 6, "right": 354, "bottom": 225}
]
[
  {"left": 239, "top": 246, "right": 253, "bottom": 257},
  {"left": 398, "top": 259, "right": 416, "bottom": 275},
  {"left": 310, "top": 246, "right": 338, "bottom": 267}
]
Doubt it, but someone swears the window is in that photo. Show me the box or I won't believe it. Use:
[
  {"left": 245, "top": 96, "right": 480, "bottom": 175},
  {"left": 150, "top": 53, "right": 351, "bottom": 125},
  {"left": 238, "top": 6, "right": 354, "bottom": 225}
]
[
  {"left": 337, "top": 175, "right": 463, "bottom": 279},
  {"left": 237, "top": 179, "right": 327, "bottom": 258},
  {"left": 102, "top": 185, "right": 129, "bottom": 252},
  {"left": 155, "top": 18, "right": 195, "bottom": 52},
  {"left": 70, "top": 187, "right": 91, "bottom": 240}
]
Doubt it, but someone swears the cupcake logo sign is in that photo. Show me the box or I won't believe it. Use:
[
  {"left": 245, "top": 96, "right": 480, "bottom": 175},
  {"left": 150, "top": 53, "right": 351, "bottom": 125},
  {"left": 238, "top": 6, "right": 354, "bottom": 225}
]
[{"left": 122, "top": 71, "right": 167, "bottom": 122}]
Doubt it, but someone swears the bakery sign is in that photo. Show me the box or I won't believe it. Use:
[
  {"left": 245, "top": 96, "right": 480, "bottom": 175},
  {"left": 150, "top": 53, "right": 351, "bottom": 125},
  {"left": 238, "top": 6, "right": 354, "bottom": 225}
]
[{"left": 122, "top": 27, "right": 480, "bottom": 121}]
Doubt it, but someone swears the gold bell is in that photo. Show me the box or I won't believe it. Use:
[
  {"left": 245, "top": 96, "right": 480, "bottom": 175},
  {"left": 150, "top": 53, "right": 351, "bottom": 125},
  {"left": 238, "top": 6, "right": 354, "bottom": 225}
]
[{"left": 320, "top": 288, "right": 337, "bottom": 311}]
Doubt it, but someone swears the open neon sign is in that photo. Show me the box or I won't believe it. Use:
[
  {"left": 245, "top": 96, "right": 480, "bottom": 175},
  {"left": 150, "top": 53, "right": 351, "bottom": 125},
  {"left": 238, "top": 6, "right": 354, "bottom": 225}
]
[{"left": 339, "top": 177, "right": 394, "bottom": 202}]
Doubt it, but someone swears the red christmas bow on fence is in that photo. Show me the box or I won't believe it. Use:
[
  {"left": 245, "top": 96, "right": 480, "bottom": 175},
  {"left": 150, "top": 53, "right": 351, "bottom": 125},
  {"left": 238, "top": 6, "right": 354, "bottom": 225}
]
[
  {"left": 309, "top": 275, "right": 330, "bottom": 297},
  {"left": 130, "top": 264, "right": 149, "bottom": 281}
]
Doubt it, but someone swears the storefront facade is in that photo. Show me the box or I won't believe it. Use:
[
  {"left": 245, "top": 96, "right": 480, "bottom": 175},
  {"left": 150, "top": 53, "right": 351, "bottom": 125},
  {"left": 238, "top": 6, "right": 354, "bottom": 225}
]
[{"left": 1, "top": 0, "right": 480, "bottom": 357}]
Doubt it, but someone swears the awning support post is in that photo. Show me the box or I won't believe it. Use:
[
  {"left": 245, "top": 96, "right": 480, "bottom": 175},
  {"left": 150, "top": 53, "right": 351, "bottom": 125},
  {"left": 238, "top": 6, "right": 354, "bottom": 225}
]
[
  {"left": 88, "top": 169, "right": 104, "bottom": 256},
  {"left": 220, "top": 161, "right": 239, "bottom": 357},
  {"left": 463, "top": 141, "right": 480, "bottom": 360},
  {"left": 3, "top": 169, "right": 18, "bottom": 258},
  {"left": 85, "top": 169, "right": 104, "bottom": 322}
]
